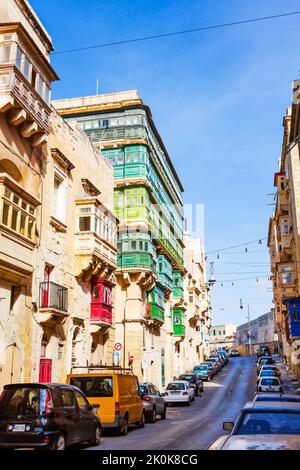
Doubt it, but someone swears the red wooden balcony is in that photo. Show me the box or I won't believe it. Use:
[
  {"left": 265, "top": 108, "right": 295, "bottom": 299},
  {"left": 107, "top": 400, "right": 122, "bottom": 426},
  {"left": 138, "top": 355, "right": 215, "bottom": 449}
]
[{"left": 90, "top": 278, "right": 115, "bottom": 325}]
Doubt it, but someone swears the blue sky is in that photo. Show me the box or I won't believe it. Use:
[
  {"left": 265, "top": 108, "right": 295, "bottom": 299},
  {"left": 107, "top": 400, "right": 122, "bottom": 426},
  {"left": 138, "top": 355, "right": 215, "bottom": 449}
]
[{"left": 31, "top": 0, "right": 300, "bottom": 325}]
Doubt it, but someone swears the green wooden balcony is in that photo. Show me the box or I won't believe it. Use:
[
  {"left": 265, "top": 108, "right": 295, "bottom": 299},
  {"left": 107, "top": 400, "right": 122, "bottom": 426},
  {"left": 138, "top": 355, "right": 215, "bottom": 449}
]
[
  {"left": 117, "top": 252, "right": 156, "bottom": 271},
  {"left": 173, "top": 324, "right": 186, "bottom": 336},
  {"left": 172, "top": 286, "right": 184, "bottom": 298},
  {"left": 151, "top": 304, "right": 165, "bottom": 323}
]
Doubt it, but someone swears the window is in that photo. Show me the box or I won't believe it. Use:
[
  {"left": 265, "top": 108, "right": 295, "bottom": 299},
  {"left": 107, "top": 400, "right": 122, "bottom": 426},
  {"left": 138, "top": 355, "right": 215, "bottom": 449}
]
[
  {"left": 31, "top": 67, "right": 37, "bottom": 87},
  {"left": 0, "top": 44, "right": 11, "bottom": 62},
  {"left": 280, "top": 266, "right": 293, "bottom": 284},
  {"left": 223, "top": 330, "right": 225, "bottom": 335},
  {"left": 61, "top": 389, "right": 75, "bottom": 408},
  {"left": 132, "top": 241, "right": 136, "bottom": 250},
  {"left": 102, "top": 119, "right": 109, "bottom": 128},
  {"left": 74, "top": 390, "right": 90, "bottom": 410},
  {"left": 1, "top": 187, "right": 36, "bottom": 241},
  {"left": 53, "top": 173, "right": 66, "bottom": 222},
  {"left": 189, "top": 295, "right": 194, "bottom": 303},
  {"left": 213, "top": 330, "right": 216, "bottom": 336},
  {"left": 293, "top": 311, "right": 300, "bottom": 322},
  {"left": 15, "top": 46, "right": 22, "bottom": 70},
  {"left": 79, "top": 216, "right": 91, "bottom": 231},
  {"left": 70, "top": 376, "right": 113, "bottom": 397},
  {"left": 174, "top": 314, "right": 180, "bottom": 325}
]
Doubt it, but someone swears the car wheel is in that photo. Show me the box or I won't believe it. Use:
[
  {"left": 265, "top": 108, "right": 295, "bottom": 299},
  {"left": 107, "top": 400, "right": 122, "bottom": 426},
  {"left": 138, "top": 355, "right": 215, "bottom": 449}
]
[
  {"left": 90, "top": 425, "right": 101, "bottom": 446},
  {"left": 207, "top": 376, "right": 211, "bottom": 382},
  {"left": 120, "top": 416, "right": 128, "bottom": 435},
  {"left": 187, "top": 399, "right": 192, "bottom": 406},
  {"left": 192, "top": 394, "right": 195, "bottom": 401},
  {"left": 150, "top": 408, "right": 156, "bottom": 423},
  {"left": 161, "top": 406, "right": 167, "bottom": 420},
  {"left": 53, "top": 433, "right": 66, "bottom": 450},
  {"left": 139, "top": 411, "right": 145, "bottom": 428}
]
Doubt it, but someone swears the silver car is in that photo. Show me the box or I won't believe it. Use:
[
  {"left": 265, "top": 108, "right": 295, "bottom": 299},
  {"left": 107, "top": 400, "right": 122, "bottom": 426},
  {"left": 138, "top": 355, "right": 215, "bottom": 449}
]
[{"left": 139, "top": 383, "right": 167, "bottom": 422}]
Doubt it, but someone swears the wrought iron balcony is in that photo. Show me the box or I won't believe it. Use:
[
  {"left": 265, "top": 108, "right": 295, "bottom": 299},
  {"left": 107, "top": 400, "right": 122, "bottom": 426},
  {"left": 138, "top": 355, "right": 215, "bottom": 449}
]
[{"left": 39, "top": 281, "right": 68, "bottom": 313}]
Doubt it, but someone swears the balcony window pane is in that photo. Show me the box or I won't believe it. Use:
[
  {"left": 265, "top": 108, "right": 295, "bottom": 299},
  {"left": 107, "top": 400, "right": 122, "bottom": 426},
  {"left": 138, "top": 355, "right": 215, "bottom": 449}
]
[
  {"left": 11, "top": 207, "right": 18, "bottom": 231},
  {"left": 31, "top": 67, "right": 36, "bottom": 87},
  {"left": 38, "top": 76, "right": 44, "bottom": 96},
  {"left": 16, "top": 46, "right": 22, "bottom": 70},
  {"left": 13, "top": 194, "right": 19, "bottom": 205},
  {"left": 2, "top": 202, "right": 9, "bottom": 225},
  {"left": 1, "top": 44, "right": 11, "bottom": 62},
  {"left": 79, "top": 216, "right": 91, "bottom": 231},
  {"left": 4, "top": 188, "right": 11, "bottom": 200},
  {"left": 24, "top": 56, "right": 30, "bottom": 81},
  {"left": 20, "top": 213, "right": 26, "bottom": 236},
  {"left": 45, "top": 85, "right": 51, "bottom": 105},
  {"left": 27, "top": 218, "right": 34, "bottom": 240}
]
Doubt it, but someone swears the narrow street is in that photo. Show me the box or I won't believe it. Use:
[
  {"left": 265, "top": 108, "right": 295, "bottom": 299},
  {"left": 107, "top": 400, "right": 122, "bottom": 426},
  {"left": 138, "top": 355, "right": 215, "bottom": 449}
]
[{"left": 87, "top": 357, "right": 257, "bottom": 451}]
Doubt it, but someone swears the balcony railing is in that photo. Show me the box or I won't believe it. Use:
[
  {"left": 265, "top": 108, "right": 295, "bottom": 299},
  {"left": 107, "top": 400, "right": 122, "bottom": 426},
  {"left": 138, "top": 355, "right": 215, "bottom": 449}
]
[{"left": 39, "top": 281, "right": 68, "bottom": 313}]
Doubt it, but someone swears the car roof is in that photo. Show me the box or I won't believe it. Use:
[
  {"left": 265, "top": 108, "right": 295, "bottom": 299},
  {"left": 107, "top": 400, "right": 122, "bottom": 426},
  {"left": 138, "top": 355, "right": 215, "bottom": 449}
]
[
  {"left": 169, "top": 380, "right": 189, "bottom": 384},
  {"left": 242, "top": 401, "right": 300, "bottom": 411},
  {"left": 3, "top": 383, "right": 73, "bottom": 389},
  {"left": 254, "top": 394, "right": 300, "bottom": 402}
]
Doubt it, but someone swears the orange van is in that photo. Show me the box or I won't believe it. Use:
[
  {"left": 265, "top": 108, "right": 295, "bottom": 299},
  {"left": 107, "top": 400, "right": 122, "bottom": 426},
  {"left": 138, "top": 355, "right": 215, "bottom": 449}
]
[{"left": 66, "top": 367, "right": 145, "bottom": 435}]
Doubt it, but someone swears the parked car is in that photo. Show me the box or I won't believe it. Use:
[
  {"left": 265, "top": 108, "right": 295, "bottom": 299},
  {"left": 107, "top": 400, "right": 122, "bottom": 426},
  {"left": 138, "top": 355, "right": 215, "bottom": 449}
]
[
  {"left": 257, "top": 345, "right": 271, "bottom": 358},
  {"left": 253, "top": 393, "right": 300, "bottom": 403},
  {"left": 256, "top": 356, "right": 275, "bottom": 374},
  {"left": 208, "top": 357, "right": 222, "bottom": 372},
  {"left": 178, "top": 373, "right": 204, "bottom": 396},
  {"left": 210, "top": 355, "right": 226, "bottom": 367},
  {"left": 203, "top": 360, "right": 219, "bottom": 375},
  {"left": 0, "top": 383, "right": 101, "bottom": 450},
  {"left": 139, "top": 383, "right": 166, "bottom": 423},
  {"left": 193, "top": 363, "right": 214, "bottom": 381},
  {"left": 208, "top": 401, "right": 300, "bottom": 450},
  {"left": 257, "top": 377, "right": 283, "bottom": 393},
  {"left": 260, "top": 365, "right": 281, "bottom": 377},
  {"left": 228, "top": 350, "right": 239, "bottom": 357},
  {"left": 217, "top": 352, "right": 229, "bottom": 364},
  {"left": 256, "top": 370, "right": 282, "bottom": 384},
  {"left": 164, "top": 381, "right": 194, "bottom": 406},
  {"left": 67, "top": 367, "right": 145, "bottom": 435}
]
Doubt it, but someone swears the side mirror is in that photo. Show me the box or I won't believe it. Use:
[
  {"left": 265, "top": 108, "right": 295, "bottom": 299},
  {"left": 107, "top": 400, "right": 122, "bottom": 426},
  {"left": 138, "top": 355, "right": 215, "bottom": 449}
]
[
  {"left": 223, "top": 421, "right": 234, "bottom": 432},
  {"left": 91, "top": 403, "right": 100, "bottom": 409},
  {"left": 296, "top": 388, "right": 300, "bottom": 396}
]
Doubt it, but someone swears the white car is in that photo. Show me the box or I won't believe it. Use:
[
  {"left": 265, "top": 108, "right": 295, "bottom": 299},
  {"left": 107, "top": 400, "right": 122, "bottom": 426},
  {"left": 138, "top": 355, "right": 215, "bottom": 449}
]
[
  {"left": 164, "top": 380, "right": 194, "bottom": 405},
  {"left": 261, "top": 365, "right": 281, "bottom": 376},
  {"left": 257, "top": 377, "right": 283, "bottom": 393}
]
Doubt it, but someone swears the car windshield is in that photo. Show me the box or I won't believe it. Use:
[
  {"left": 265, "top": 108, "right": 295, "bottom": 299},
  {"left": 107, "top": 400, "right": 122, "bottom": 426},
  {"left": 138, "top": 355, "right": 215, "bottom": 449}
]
[
  {"left": 70, "top": 376, "right": 113, "bottom": 397},
  {"left": 167, "top": 383, "right": 185, "bottom": 391},
  {"left": 261, "top": 371, "right": 276, "bottom": 376},
  {"left": 261, "top": 378, "right": 280, "bottom": 385},
  {"left": 0, "top": 387, "right": 46, "bottom": 417},
  {"left": 179, "top": 375, "right": 193, "bottom": 382},
  {"left": 238, "top": 411, "right": 300, "bottom": 435},
  {"left": 197, "top": 366, "right": 209, "bottom": 370}
]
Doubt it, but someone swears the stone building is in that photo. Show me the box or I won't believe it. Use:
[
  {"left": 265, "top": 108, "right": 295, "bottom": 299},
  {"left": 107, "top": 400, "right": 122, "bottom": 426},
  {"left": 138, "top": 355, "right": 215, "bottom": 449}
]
[
  {"left": 268, "top": 81, "right": 300, "bottom": 377},
  {"left": 235, "top": 311, "right": 278, "bottom": 354},
  {"left": 53, "top": 92, "right": 211, "bottom": 386},
  {"left": 0, "top": 0, "right": 117, "bottom": 389},
  {"left": 209, "top": 323, "right": 237, "bottom": 352},
  {"left": 0, "top": 0, "right": 58, "bottom": 390}
]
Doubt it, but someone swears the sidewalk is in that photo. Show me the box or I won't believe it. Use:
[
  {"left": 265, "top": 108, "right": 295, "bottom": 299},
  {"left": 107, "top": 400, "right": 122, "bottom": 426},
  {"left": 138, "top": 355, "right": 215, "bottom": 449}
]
[{"left": 273, "top": 354, "right": 300, "bottom": 394}]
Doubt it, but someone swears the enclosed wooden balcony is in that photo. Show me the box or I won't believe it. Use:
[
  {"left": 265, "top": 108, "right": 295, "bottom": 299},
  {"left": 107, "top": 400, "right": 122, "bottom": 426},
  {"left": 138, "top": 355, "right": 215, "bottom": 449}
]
[
  {"left": 75, "top": 197, "right": 117, "bottom": 279},
  {"left": 0, "top": 172, "right": 40, "bottom": 277},
  {"left": 0, "top": 23, "right": 58, "bottom": 146}
]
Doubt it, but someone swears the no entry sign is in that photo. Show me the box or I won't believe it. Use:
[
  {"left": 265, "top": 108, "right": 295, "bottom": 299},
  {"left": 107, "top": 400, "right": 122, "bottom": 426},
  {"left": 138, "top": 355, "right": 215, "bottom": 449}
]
[{"left": 114, "top": 342, "right": 122, "bottom": 351}]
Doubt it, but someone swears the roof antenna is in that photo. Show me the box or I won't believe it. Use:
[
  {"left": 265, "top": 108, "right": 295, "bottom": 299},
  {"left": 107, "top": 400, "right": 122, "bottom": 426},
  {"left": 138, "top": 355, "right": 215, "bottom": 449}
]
[{"left": 96, "top": 77, "right": 99, "bottom": 95}]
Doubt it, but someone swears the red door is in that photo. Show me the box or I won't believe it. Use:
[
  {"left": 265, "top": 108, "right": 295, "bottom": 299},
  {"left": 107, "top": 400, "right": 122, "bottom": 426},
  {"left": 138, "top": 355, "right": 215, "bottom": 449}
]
[{"left": 39, "top": 358, "right": 52, "bottom": 382}]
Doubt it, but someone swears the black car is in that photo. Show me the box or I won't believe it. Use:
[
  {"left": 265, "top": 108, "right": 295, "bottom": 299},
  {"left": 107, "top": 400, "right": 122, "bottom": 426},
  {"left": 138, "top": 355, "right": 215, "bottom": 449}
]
[
  {"left": 0, "top": 383, "right": 101, "bottom": 450},
  {"left": 177, "top": 374, "right": 204, "bottom": 396}
]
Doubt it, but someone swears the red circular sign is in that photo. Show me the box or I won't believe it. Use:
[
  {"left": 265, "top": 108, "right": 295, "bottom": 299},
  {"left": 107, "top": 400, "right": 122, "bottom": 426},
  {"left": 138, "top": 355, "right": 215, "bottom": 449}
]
[{"left": 114, "top": 342, "right": 122, "bottom": 351}]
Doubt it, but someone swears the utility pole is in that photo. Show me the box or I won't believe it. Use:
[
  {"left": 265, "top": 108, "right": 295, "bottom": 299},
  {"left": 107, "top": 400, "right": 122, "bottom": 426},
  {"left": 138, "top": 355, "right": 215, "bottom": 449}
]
[{"left": 247, "top": 304, "right": 252, "bottom": 356}]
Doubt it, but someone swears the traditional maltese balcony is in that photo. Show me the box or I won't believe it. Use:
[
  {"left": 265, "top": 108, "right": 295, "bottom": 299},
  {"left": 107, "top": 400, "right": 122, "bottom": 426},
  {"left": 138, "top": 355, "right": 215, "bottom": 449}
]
[
  {"left": 0, "top": 172, "right": 40, "bottom": 277},
  {"left": 75, "top": 197, "right": 117, "bottom": 280},
  {"left": 0, "top": 24, "right": 58, "bottom": 146}
]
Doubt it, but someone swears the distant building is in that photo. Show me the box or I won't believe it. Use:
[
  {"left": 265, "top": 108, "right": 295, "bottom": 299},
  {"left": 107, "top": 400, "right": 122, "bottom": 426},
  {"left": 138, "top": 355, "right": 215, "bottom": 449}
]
[
  {"left": 209, "top": 323, "right": 237, "bottom": 351},
  {"left": 236, "top": 311, "right": 278, "bottom": 354}
]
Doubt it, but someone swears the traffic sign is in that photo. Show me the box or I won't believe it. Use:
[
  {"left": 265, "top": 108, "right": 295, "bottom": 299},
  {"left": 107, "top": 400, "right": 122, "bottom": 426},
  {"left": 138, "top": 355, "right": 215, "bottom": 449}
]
[{"left": 114, "top": 342, "right": 122, "bottom": 351}]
